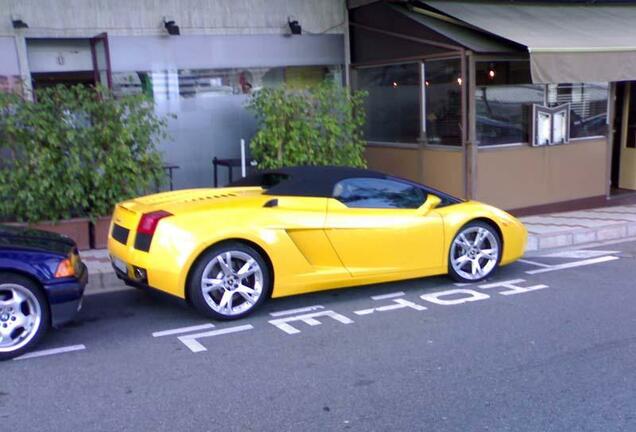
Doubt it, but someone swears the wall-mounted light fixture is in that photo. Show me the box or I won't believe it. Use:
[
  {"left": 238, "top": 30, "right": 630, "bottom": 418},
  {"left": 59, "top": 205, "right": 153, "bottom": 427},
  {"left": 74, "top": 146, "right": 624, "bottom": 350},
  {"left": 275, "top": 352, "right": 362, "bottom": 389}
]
[
  {"left": 163, "top": 18, "right": 180, "bottom": 36},
  {"left": 11, "top": 18, "right": 28, "bottom": 29},
  {"left": 288, "top": 17, "right": 302, "bottom": 35}
]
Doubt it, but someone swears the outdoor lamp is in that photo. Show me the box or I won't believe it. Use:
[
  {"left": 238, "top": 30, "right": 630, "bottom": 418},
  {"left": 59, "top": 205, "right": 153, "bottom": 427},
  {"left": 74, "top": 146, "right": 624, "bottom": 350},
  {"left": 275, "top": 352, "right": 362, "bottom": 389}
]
[
  {"left": 11, "top": 18, "right": 28, "bottom": 29},
  {"left": 288, "top": 17, "right": 302, "bottom": 35},
  {"left": 163, "top": 19, "right": 180, "bottom": 36}
]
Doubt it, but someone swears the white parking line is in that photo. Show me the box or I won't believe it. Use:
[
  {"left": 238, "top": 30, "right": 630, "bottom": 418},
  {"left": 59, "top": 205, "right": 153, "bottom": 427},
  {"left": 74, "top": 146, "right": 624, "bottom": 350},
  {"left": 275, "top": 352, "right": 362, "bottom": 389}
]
[
  {"left": 269, "top": 305, "right": 324, "bottom": 317},
  {"left": 14, "top": 344, "right": 86, "bottom": 361},
  {"left": 518, "top": 259, "right": 552, "bottom": 268},
  {"left": 525, "top": 255, "right": 619, "bottom": 275},
  {"left": 371, "top": 291, "right": 405, "bottom": 301},
  {"left": 178, "top": 325, "right": 254, "bottom": 353},
  {"left": 152, "top": 323, "right": 215, "bottom": 337},
  {"left": 541, "top": 250, "right": 619, "bottom": 259}
]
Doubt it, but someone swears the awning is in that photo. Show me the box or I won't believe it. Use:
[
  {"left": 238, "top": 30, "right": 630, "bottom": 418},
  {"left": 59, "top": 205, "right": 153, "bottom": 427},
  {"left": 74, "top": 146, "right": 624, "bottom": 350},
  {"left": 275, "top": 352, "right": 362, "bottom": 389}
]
[
  {"left": 424, "top": 1, "right": 636, "bottom": 83},
  {"left": 391, "top": 5, "right": 522, "bottom": 54}
]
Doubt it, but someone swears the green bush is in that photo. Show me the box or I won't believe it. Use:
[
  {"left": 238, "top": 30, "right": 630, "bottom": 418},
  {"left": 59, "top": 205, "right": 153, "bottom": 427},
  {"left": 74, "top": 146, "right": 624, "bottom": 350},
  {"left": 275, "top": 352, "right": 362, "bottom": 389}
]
[
  {"left": 247, "top": 81, "right": 367, "bottom": 169},
  {"left": 0, "top": 85, "right": 167, "bottom": 223}
]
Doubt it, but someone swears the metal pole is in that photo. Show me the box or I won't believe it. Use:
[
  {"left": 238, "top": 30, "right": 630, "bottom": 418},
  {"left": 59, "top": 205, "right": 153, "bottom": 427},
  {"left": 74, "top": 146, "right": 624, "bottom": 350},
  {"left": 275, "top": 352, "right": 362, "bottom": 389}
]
[{"left": 240, "top": 139, "right": 246, "bottom": 178}]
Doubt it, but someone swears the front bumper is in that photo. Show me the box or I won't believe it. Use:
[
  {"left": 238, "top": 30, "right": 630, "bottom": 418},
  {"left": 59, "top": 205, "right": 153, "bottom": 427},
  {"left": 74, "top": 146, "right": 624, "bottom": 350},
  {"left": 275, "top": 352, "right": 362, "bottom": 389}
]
[{"left": 44, "top": 263, "right": 88, "bottom": 327}]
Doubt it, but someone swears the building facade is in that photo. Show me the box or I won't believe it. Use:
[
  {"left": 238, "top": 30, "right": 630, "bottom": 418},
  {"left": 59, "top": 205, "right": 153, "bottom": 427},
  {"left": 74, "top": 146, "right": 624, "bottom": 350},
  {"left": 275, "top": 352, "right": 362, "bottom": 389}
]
[
  {"left": 0, "top": 0, "right": 346, "bottom": 188},
  {"left": 349, "top": 0, "right": 636, "bottom": 213}
]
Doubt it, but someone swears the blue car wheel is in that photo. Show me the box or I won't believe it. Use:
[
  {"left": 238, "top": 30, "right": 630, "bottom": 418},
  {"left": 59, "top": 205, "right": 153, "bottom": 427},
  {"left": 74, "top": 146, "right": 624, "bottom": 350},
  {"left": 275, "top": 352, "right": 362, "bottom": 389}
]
[{"left": 0, "top": 273, "right": 50, "bottom": 360}]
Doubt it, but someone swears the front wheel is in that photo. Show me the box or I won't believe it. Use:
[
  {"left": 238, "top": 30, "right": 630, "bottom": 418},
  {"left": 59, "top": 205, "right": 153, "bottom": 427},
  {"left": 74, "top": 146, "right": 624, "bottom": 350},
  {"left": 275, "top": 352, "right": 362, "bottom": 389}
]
[
  {"left": 448, "top": 221, "right": 501, "bottom": 283},
  {"left": 0, "top": 274, "right": 50, "bottom": 361},
  {"left": 188, "top": 242, "right": 271, "bottom": 320}
]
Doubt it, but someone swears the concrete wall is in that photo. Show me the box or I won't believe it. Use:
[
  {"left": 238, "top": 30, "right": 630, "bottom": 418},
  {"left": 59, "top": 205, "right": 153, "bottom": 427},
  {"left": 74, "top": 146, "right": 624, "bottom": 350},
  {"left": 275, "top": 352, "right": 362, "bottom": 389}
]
[
  {"left": 476, "top": 138, "right": 608, "bottom": 209},
  {"left": 0, "top": 0, "right": 345, "bottom": 37},
  {"left": 0, "top": 37, "right": 19, "bottom": 75},
  {"left": 364, "top": 145, "right": 465, "bottom": 198}
]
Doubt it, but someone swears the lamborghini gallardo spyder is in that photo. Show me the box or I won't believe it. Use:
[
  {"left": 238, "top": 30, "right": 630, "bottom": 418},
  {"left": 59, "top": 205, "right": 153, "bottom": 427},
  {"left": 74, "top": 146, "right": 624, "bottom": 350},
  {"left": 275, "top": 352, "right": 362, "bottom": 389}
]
[{"left": 108, "top": 166, "right": 526, "bottom": 320}]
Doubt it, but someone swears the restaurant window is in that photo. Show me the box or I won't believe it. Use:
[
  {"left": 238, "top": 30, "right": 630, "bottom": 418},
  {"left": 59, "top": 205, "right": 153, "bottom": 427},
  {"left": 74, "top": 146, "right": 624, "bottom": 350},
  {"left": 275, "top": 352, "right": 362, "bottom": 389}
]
[
  {"left": 548, "top": 83, "right": 608, "bottom": 139},
  {"left": 424, "top": 59, "right": 462, "bottom": 146},
  {"left": 354, "top": 63, "right": 420, "bottom": 143},
  {"left": 475, "top": 61, "right": 544, "bottom": 146}
]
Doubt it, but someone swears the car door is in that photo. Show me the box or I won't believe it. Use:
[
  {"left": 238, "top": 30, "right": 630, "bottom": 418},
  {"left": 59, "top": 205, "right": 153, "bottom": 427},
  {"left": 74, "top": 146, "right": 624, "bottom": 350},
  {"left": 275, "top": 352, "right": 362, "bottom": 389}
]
[{"left": 325, "top": 177, "right": 444, "bottom": 277}]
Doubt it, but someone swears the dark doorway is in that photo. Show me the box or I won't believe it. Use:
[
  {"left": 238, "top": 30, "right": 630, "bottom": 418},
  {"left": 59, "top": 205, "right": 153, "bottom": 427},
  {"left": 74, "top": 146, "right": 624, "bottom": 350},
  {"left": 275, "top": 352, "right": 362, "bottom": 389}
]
[
  {"left": 611, "top": 81, "right": 636, "bottom": 194},
  {"left": 31, "top": 71, "right": 96, "bottom": 92}
]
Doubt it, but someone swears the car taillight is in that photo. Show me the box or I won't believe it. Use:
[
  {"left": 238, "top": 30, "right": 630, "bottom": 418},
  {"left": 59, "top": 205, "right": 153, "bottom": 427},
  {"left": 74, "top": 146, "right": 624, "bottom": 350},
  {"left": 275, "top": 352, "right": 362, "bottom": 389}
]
[
  {"left": 55, "top": 258, "right": 75, "bottom": 278},
  {"left": 137, "top": 210, "right": 173, "bottom": 235}
]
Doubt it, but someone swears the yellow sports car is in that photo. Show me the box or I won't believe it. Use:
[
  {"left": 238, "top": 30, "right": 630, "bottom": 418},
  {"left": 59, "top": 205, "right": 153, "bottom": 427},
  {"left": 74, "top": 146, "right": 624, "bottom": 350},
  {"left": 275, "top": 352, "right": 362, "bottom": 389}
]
[{"left": 108, "top": 166, "right": 526, "bottom": 320}]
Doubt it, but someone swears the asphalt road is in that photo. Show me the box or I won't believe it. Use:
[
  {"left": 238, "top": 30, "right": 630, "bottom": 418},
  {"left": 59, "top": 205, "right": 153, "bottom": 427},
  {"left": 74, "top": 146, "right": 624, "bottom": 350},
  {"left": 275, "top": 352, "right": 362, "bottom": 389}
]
[{"left": 3, "top": 240, "right": 636, "bottom": 432}]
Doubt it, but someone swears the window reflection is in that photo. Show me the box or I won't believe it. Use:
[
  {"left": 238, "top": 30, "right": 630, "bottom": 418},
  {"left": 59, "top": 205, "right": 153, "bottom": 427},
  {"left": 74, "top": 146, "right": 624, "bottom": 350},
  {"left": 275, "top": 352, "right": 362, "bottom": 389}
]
[
  {"left": 354, "top": 64, "right": 420, "bottom": 143},
  {"left": 550, "top": 83, "right": 608, "bottom": 138},
  {"left": 476, "top": 84, "right": 545, "bottom": 146},
  {"left": 334, "top": 178, "right": 427, "bottom": 209},
  {"left": 425, "top": 59, "right": 462, "bottom": 146},
  {"left": 111, "top": 65, "right": 341, "bottom": 189}
]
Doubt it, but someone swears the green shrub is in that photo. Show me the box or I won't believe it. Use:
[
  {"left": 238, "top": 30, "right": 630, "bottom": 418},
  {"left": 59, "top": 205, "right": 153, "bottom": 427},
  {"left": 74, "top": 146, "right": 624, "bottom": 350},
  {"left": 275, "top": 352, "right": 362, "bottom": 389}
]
[
  {"left": 247, "top": 81, "right": 367, "bottom": 169},
  {"left": 0, "top": 85, "right": 167, "bottom": 223}
]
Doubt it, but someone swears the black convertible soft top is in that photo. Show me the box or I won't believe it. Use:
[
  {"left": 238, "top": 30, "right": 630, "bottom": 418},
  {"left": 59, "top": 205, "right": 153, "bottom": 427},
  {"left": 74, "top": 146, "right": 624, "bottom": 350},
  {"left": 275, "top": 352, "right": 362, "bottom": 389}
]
[{"left": 230, "top": 166, "right": 461, "bottom": 205}]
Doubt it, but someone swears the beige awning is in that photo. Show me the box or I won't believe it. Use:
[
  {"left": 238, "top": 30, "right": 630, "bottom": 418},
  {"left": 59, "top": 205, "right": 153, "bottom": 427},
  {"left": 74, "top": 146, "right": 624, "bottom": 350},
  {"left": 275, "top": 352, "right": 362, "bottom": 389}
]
[{"left": 424, "top": 1, "right": 636, "bottom": 83}]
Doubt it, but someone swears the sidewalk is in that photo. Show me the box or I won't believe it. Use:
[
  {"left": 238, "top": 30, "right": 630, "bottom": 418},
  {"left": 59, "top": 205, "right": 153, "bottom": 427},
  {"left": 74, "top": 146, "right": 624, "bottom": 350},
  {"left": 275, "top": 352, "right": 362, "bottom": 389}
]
[
  {"left": 81, "top": 203, "right": 636, "bottom": 292},
  {"left": 521, "top": 204, "right": 636, "bottom": 252}
]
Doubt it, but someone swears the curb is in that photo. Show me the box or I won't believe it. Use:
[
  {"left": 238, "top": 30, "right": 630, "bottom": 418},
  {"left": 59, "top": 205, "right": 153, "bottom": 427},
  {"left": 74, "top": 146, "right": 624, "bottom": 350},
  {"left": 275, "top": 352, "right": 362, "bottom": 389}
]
[{"left": 526, "top": 221, "right": 636, "bottom": 252}]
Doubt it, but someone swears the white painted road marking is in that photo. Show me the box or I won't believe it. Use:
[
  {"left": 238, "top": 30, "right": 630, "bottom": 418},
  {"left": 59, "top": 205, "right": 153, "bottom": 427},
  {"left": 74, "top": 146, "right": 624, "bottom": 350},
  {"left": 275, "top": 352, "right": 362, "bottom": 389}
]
[
  {"left": 269, "top": 310, "right": 354, "bottom": 335},
  {"left": 478, "top": 279, "right": 548, "bottom": 296},
  {"left": 152, "top": 323, "right": 215, "bottom": 338},
  {"left": 14, "top": 344, "right": 86, "bottom": 361},
  {"left": 178, "top": 325, "right": 254, "bottom": 353},
  {"left": 355, "top": 292, "right": 427, "bottom": 315},
  {"left": 526, "top": 256, "right": 619, "bottom": 275},
  {"left": 541, "top": 250, "right": 619, "bottom": 259},
  {"left": 518, "top": 259, "right": 552, "bottom": 268},
  {"left": 269, "top": 305, "right": 325, "bottom": 317},
  {"left": 371, "top": 291, "right": 405, "bottom": 301},
  {"left": 420, "top": 289, "right": 490, "bottom": 306}
]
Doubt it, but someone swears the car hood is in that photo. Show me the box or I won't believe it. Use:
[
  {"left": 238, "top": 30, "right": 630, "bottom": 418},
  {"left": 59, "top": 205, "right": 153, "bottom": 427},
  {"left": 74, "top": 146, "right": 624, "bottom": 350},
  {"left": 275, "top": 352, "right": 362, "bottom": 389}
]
[{"left": 0, "top": 224, "right": 75, "bottom": 255}]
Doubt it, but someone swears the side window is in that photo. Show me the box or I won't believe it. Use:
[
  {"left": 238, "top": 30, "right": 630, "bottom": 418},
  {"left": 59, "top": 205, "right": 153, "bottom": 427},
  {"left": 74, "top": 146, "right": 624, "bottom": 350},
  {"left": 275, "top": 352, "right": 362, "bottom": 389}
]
[{"left": 333, "top": 178, "right": 427, "bottom": 209}]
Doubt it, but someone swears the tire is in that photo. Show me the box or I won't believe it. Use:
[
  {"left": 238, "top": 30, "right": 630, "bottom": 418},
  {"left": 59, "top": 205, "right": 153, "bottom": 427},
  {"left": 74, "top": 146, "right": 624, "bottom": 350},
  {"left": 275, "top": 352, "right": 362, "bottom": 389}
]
[
  {"left": 0, "top": 273, "right": 50, "bottom": 361},
  {"left": 448, "top": 221, "right": 502, "bottom": 283},
  {"left": 188, "top": 242, "right": 271, "bottom": 320}
]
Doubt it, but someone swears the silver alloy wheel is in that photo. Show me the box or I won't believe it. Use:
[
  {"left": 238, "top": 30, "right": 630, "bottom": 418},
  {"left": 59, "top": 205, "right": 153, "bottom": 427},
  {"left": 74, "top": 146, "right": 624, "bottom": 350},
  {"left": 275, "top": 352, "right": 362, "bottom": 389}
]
[
  {"left": 200, "top": 250, "right": 264, "bottom": 317},
  {"left": 0, "top": 283, "right": 42, "bottom": 353},
  {"left": 450, "top": 226, "right": 499, "bottom": 281}
]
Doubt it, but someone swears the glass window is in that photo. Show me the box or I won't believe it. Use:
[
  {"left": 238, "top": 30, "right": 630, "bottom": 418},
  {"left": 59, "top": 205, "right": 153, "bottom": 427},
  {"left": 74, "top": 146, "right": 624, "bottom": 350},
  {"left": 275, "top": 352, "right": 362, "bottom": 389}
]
[
  {"left": 549, "top": 83, "right": 608, "bottom": 138},
  {"left": 476, "top": 84, "right": 545, "bottom": 146},
  {"left": 475, "top": 61, "right": 544, "bottom": 146},
  {"left": 425, "top": 59, "right": 462, "bottom": 146},
  {"left": 110, "top": 65, "right": 341, "bottom": 189},
  {"left": 333, "top": 178, "right": 427, "bottom": 209},
  {"left": 354, "top": 64, "right": 420, "bottom": 143}
]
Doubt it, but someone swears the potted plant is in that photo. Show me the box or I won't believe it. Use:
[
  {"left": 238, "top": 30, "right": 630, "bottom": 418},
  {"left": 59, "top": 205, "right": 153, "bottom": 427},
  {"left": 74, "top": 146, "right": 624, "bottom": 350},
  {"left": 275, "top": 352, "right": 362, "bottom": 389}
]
[{"left": 247, "top": 81, "right": 367, "bottom": 169}]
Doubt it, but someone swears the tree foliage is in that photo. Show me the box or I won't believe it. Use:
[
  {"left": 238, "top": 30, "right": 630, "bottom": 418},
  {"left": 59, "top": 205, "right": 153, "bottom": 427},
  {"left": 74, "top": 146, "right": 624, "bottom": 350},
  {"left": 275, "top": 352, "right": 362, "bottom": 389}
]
[
  {"left": 247, "top": 81, "right": 367, "bottom": 169},
  {"left": 0, "top": 85, "right": 167, "bottom": 222}
]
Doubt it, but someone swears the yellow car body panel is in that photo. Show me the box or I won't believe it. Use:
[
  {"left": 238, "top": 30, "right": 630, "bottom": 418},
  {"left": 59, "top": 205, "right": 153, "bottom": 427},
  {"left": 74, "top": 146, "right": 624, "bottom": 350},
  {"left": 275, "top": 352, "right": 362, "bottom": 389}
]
[{"left": 107, "top": 186, "right": 527, "bottom": 300}]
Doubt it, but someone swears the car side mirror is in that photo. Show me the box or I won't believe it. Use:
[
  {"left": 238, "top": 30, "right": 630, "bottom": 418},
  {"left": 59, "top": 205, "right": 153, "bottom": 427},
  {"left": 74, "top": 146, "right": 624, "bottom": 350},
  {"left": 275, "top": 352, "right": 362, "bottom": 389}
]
[{"left": 416, "top": 194, "right": 442, "bottom": 215}]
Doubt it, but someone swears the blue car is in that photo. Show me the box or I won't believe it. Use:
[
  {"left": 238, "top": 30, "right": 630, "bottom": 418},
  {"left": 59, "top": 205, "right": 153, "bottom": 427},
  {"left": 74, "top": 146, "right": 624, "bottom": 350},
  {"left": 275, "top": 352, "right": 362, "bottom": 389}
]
[{"left": 0, "top": 225, "right": 87, "bottom": 360}]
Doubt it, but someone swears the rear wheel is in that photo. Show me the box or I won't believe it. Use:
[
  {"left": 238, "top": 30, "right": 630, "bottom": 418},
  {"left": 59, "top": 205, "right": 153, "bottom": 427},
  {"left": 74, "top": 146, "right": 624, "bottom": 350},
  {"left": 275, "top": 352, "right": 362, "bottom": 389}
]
[
  {"left": 448, "top": 221, "right": 501, "bottom": 283},
  {"left": 0, "top": 274, "right": 50, "bottom": 361},
  {"left": 188, "top": 242, "right": 271, "bottom": 320}
]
